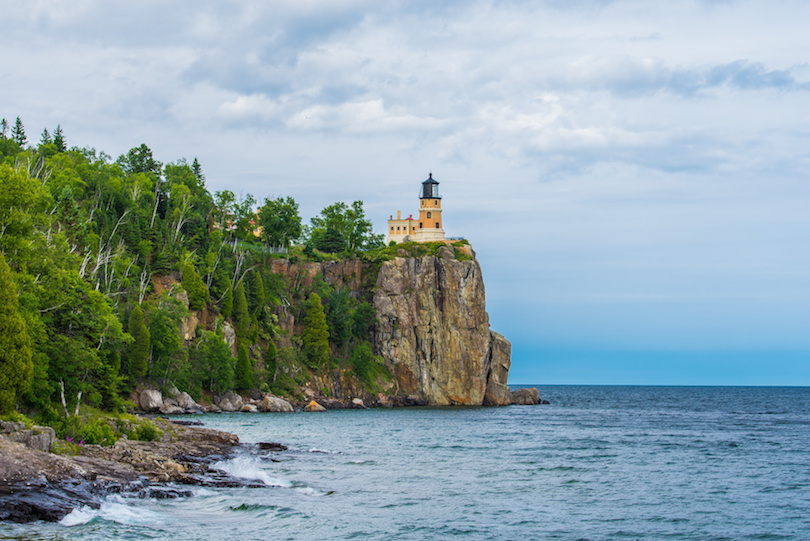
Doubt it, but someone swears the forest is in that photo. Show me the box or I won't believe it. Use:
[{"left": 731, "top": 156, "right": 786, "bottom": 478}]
[{"left": 0, "top": 116, "right": 394, "bottom": 430}]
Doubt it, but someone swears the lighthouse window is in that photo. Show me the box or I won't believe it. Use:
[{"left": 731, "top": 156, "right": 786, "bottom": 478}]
[
  {"left": 427, "top": 212, "right": 431, "bottom": 218},
  {"left": 420, "top": 222, "right": 423, "bottom": 228},
  {"left": 434, "top": 200, "right": 438, "bottom": 206},
  {"left": 435, "top": 222, "right": 440, "bottom": 228}
]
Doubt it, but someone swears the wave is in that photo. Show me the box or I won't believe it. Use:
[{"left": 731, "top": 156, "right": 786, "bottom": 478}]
[
  {"left": 212, "top": 455, "right": 293, "bottom": 488},
  {"left": 59, "top": 496, "right": 161, "bottom": 527}
]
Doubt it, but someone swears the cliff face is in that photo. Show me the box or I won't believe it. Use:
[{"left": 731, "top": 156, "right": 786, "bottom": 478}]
[
  {"left": 195, "top": 245, "right": 512, "bottom": 406},
  {"left": 372, "top": 246, "right": 511, "bottom": 405}
]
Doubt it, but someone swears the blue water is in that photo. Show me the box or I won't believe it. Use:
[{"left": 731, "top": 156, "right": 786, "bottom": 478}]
[{"left": 3, "top": 386, "right": 809, "bottom": 540}]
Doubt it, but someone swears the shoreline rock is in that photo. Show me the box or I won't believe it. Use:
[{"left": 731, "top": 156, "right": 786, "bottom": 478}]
[{"left": 0, "top": 417, "right": 242, "bottom": 523}]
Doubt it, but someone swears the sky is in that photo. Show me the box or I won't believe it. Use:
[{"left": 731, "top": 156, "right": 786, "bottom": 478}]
[{"left": 2, "top": 0, "right": 808, "bottom": 385}]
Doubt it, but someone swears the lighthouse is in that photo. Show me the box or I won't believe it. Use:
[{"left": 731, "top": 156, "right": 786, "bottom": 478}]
[
  {"left": 386, "top": 173, "right": 447, "bottom": 244},
  {"left": 414, "top": 173, "right": 445, "bottom": 242}
]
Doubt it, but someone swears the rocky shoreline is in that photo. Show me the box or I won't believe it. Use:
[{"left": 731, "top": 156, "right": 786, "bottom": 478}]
[
  {"left": 0, "top": 418, "right": 246, "bottom": 523},
  {"left": 137, "top": 386, "right": 548, "bottom": 416}
]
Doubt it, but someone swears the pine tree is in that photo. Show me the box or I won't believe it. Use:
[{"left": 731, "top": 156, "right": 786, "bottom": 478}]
[
  {"left": 248, "top": 271, "right": 265, "bottom": 316},
  {"left": 0, "top": 119, "right": 8, "bottom": 139},
  {"left": 182, "top": 261, "right": 209, "bottom": 311},
  {"left": 127, "top": 303, "right": 150, "bottom": 379},
  {"left": 0, "top": 253, "right": 33, "bottom": 413},
  {"left": 11, "top": 117, "right": 26, "bottom": 146},
  {"left": 234, "top": 343, "right": 252, "bottom": 390},
  {"left": 39, "top": 128, "right": 51, "bottom": 146},
  {"left": 53, "top": 125, "right": 66, "bottom": 152},
  {"left": 220, "top": 280, "right": 233, "bottom": 318},
  {"left": 192, "top": 157, "right": 205, "bottom": 183},
  {"left": 232, "top": 280, "right": 250, "bottom": 340},
  {"left": 302, "top": 292, "right": 330, "bottom": 370}
]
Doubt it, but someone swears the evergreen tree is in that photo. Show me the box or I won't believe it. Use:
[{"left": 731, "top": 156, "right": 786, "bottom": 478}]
[
  {"left": 191, "top": 157, "right": 205, "bottom": 183},
  {"left": 182, "top": 261, "right": 209, "bottom": 311},
  {"left": 220, "top": 280, "right": 233, "bottom": 318},
  {"left": 39, "top": 128, "right": 52, "bottom": 146},
  {"left": 127, "top": 303, "right": 150, "bottom": 379},
  {"left": 11, "top": 117, "right": 26, "bottom": 146},
  {"left": 53, "top": 125, "right": 66, "bottom": 152},
  {"left": 233, "top": 280, "right": 250, "bottom": 339},
  {"left": 248, "top": 271, "right": 265, "bottom": 316},
  {"left": 0, "top": 253, "right": 33, "bottom": 413},
  {"left": 302, "top": 292, "right": 330, "bottom": 370},
  {"left": 234, "top": 343, "right": 252, "bottom": 390},
  {"left": 0, "top": 119, "right": 8, "bottom": 139}
]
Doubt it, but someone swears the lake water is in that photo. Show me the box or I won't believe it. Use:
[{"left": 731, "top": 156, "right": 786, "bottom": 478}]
[{"left": 2, "top": 386, "right": 809, "bottom": 540}]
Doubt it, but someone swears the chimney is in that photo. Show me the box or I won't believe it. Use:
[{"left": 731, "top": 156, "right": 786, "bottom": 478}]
[{"left": 397, "top": 210, "right": 401, "bottom": 220}]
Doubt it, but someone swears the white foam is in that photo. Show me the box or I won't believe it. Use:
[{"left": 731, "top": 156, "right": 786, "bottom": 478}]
[
  {"left": 59, "top": 497, "right": 161, "bottom": 527},
  {"left": 59, "top": 505, "right": 98, "bottom": 526},
  {"left": 213, "top": 455, "right": 293, "bottom": 488},
  {"left": 308, "top": 448, "right": 338, "bottom": 454}
]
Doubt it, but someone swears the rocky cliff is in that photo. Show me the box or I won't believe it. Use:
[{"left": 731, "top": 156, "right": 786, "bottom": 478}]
[
  {"left": 372, "top": 245, "right": 511, "bottom": 405},
  {"left": 175, "top": 243, "right": 514, "bottom": 407}
]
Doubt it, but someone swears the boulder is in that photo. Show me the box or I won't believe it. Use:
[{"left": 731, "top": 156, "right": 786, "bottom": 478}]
[
  {"left": 217, "top": 391, "right": 243, "bottom": 412},
  {"left": 240, "top": 404, "right": 258, "bottom": 413},
  {"left": 258, "top": 395, "right": 294, "bottom": 413},
  {"left": 174, "top": 392, "right": 200, "bottom": 411},
  {"left": 351, "top": 398, "right": 367, "bottom": 409},
  {"left": 159, "top": 404, "right": 185, "bottom": 415},
  {"left": 304, "top": 400, "right": 327, "bottom": 412},
  {"left": 139, "top": 389, "right": 163, "bottom": 412},
  {"left": 218, "top": 399, "right": 235, "bottom": 412},
  {"left": 0, "top": 422, "right": 55, "bottom": 453},
  {"left": 511, "top": 387, "right": 540, "bottom": 405}
]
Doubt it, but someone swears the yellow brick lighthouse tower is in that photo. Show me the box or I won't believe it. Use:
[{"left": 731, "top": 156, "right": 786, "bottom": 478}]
[{"left": 414, "top": 173, "right": 445, "bottom": 242}]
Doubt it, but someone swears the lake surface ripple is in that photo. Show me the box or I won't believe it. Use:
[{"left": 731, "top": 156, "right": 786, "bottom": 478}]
[{"left": 3, "top": 386, "right": 809, "bottom": 540}]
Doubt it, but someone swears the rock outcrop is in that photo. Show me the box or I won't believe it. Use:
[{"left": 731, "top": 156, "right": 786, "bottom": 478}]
[
  {"left": 139, "top": 389, "right": 164, "bottom": 412},
  {"left": 258, "top": 395, "right": 294, "bottom": 413},
  {"left": 373, "top": 254, "right": 512, "bottom": 405}
]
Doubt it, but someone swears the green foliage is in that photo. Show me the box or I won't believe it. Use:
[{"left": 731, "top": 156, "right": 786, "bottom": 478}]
[
  {"left": 350, "top": 342, "right": 389, "bottom": 391},
  {"left": 301, "top": 293, "right": 330, "bottom": 370},
  {"left": 233, "top": 280, "right": 250, "bottom": 340},
  {"left": 182, "top": 260, "right": 209, "bottom": 310},
  {"left": 325, "top": 289, "right": 351, "bottom": 349},
  {"left": 12, "top": 116, "right": 26, "bottom": 146},
  {"left": 129, "top": 420, "right": 162, "bottom": 442},
  {"left": 191, "top": 331, "right": 234, "bottom": 393},
  {"left": 352, "top": 302, "right": 378, "bottom": 339},
  {"left": 235, "top": 343, "right": 253, "bottom": 390},
  {"left": 248, "top": 271, "right": 265, "bottom": 316},
  {"left": 307, "top": 200, "right": 382, "bottom": 253},
  {"left": 0, "top": 253, "right": 33, "bottom": 413},
  {"left": 258, "top": 196, "right": 302, "bottom": 248},
  {"left": 0, "top": 131, "right": 396, "bottom": 413},
  {"left": 57, "top": 416, "right": 117, "bottom": 446},
  {"left": 127, "top": 303, "right": 150, "bottom": 379},
  {"left": 312, "top": 227, "right": 347, "bottom": 253},
  {"left": 145, "top": 293, "right": 187, "bottom": 382}
]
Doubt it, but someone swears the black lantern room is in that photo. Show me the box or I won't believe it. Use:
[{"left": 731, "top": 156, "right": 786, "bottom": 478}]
[{"left": 420, "top": 173, "right": 441, "bottom": 199}]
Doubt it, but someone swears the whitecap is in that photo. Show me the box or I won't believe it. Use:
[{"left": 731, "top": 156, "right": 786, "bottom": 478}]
[
  {"left": 59, "top": 505, "right": 98, "bottom": 526},
  {"left": 59, "top": 497, "right": 160, "bottom": 527},
  {"left": 212, "top": 455, "right": 293, "bottom": 488}
]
